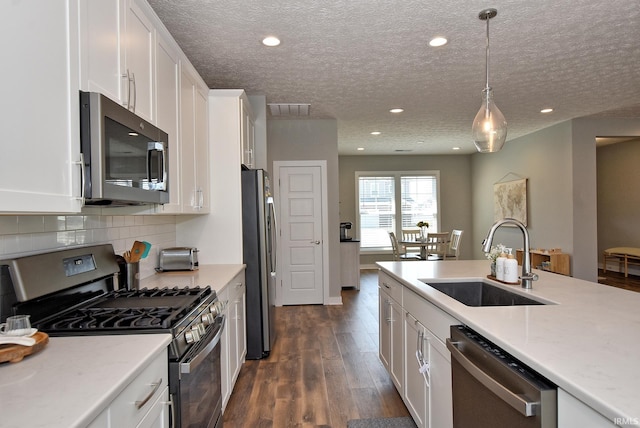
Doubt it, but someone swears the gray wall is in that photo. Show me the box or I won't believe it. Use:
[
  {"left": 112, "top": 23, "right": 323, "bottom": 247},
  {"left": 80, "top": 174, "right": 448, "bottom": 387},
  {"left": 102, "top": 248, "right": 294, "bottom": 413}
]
[
  {"left": 471, "top": 117, "right": 640, "bottom": 282},
  {"left": 338, "top": 154, "right": 472, "bottom": 265},
  {"left": 597, "top": 138, "right": 640, "bottom": 266},
  {"left": 470, "top": 122, "right": 574, "bottom": 267},
  {"left": 267, "top": 119, "right": 341, "bottom": 302}
]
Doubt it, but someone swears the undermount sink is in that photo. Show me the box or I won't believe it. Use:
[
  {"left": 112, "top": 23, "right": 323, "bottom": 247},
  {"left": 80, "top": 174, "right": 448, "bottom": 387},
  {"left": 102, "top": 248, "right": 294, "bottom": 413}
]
[{"left": 422, "top": 281, "right": 548, "bottom": 307}]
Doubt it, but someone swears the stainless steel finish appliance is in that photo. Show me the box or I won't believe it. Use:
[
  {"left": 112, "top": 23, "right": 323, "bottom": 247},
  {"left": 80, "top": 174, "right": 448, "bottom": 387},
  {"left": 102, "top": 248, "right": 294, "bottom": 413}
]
[
  {"left": 80, "top": 91, "right": 170, "bottom": 206},
  {"left": 447, "top": 325, "right": 557, "bottom": 428},
  {"left": 241, "top": 168, "right": 278, "bottom": 359},
  {"left": 1, "top": 245, "right": 223, "bottom": 428},
  {"left": 158, "top": 247, "right": 199, "bottom": 271}
]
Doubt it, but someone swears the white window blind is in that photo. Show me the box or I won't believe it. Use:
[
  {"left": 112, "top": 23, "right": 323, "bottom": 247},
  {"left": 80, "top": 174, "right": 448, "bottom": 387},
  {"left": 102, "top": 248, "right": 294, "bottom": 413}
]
[{"left": 356, "top": 171, "right": 440, "bottom": 250}]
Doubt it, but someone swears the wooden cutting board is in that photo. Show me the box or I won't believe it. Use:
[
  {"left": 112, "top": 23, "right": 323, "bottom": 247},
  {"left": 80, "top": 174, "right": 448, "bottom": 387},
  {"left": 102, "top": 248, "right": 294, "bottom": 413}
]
[{"left": 0, "top": 332, "right": 49, "bottom": 364}]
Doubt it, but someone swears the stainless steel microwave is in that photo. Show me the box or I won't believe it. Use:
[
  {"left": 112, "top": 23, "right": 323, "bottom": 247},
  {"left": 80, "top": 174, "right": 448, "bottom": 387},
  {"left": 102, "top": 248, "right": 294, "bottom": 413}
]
[{"left": 79, "top": 91, "right": 169, "bottom": 206}]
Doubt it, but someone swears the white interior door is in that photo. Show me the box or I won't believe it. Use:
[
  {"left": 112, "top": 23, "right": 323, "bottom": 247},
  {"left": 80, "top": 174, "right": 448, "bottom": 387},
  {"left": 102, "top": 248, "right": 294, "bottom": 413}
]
[{"left": 276, "top": 163, "right": 325, "bottom": 305}]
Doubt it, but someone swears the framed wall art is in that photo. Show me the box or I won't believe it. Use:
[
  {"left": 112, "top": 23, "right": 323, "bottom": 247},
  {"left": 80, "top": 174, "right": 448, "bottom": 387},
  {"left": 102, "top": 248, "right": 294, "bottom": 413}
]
[{"left": 493, "top": 176, "right": 527, "bottom": 225}]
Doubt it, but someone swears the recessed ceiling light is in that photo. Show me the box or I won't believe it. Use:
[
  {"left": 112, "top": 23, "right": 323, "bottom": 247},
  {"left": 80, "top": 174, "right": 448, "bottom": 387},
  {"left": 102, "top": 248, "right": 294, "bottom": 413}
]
[
  {"left": 390, "top": 108, "right": 404, "bottom": 113},
  {"left": 357, "top": 147, "right": 365, "bottom": 151},
  {"left": 262, "top": 36, "right": 280, "bottom": 47},
  {"left": 452, "top": 147, "right": 461, "bottom": 151},
  {"left": 429, "top": 37, "right": 448, "bottom": 47},
  {"left": 540, "top": 108, "right": 554, "bottom": 113},
  {"left": 416, "top": 141, "right": 425, "bottom": 144},
  {"left": 371, "top": 131, "right": 381, "bottom": 135}
]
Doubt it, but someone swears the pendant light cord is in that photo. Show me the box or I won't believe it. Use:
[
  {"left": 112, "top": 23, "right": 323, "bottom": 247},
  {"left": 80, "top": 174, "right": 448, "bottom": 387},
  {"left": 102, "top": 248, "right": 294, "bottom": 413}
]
[{"left": 485, "top": 15, "right": 490, "bottom": 91}]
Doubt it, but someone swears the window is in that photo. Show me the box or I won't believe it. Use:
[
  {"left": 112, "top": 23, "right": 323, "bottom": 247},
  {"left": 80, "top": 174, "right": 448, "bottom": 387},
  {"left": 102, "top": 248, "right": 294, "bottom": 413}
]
[{"left": 356, "top": 171, "right": 440, "bottom": 250}]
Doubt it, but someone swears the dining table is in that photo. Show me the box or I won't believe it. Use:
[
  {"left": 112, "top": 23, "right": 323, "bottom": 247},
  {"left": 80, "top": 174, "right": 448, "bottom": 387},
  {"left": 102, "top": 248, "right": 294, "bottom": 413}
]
[{"left": 400, "top": 234, "right": 449, "bottom": 259}]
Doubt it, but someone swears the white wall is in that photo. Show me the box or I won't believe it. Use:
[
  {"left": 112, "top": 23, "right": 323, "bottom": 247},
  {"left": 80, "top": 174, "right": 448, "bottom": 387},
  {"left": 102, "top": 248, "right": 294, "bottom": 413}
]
[{"left": 0, "top": 214, "right": 177, "bottom": 279}]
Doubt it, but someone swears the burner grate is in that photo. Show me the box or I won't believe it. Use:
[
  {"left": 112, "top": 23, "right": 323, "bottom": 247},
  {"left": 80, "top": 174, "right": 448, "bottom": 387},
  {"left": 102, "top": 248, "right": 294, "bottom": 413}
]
[{"left": 35, "top": 286, "right": 213, "bottom": 333}]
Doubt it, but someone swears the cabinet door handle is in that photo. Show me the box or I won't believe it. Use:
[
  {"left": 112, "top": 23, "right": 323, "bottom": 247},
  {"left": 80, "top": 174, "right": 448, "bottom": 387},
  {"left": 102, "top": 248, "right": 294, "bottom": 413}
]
[
  {"left": 131, "top": 72, "right": 137, "bottom": 112},
  {"left": 122, "top": 70, "right": 131, "bottom": 109},
  {"left": 135, "top": 378, "right": 162, "bottom": 409}
]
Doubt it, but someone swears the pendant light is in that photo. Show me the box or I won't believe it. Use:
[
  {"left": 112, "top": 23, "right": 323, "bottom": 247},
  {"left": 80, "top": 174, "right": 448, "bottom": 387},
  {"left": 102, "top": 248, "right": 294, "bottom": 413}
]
[{"left": 472, "top": 8, "right": 507, "bottom": 153}]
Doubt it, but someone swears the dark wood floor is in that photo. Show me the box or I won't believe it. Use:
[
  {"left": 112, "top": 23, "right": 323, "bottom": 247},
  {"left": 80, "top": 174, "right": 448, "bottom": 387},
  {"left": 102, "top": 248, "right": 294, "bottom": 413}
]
[
  {"left": 598, "top": 268, "right": 640, "bottom": 292},
  {"left": 223, "top": 270, "right": 409, "bottom": 427}
]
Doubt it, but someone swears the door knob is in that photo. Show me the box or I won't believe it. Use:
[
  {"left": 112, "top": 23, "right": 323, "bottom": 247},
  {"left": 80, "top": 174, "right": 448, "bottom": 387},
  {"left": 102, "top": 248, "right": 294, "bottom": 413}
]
[{"left": 311, "top": 240, "right": 320, "bottom": 244}]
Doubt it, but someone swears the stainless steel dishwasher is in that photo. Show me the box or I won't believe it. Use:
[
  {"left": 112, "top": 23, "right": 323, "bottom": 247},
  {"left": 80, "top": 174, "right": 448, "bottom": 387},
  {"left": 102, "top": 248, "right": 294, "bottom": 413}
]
[{"left": 446, "top": 325, "right": 557, "bottom": 428}]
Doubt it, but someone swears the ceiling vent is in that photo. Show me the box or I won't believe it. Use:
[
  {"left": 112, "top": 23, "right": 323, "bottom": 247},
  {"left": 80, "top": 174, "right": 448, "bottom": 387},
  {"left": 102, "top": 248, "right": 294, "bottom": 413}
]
[{"left": 268, "top": 103, "right": 310, "bottom": 117}]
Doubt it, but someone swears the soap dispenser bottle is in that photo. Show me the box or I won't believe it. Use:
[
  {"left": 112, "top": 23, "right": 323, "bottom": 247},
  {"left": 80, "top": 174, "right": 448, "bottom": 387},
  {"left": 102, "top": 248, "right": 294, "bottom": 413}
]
[
  {"left": 504, "top": 249, "right": 519, "bottom": 283},
  {"left": 496, "top": 250, "right": 507, "bottom": 281}
]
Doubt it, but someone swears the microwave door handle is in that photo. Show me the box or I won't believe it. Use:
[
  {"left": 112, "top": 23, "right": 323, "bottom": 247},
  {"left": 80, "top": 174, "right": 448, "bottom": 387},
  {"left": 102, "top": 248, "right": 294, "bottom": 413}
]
[{"left": 147, "top": 142, "right": 167, "bottom": 187}]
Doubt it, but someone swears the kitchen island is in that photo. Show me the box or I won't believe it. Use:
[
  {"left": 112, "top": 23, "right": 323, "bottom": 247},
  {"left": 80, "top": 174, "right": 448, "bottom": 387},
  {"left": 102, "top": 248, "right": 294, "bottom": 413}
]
[
  {"left": 0, "top": 334, "right": 171, "bottom": 428},
  {"left": 378, "top": 260, "right": 640, "bottom": 427}
]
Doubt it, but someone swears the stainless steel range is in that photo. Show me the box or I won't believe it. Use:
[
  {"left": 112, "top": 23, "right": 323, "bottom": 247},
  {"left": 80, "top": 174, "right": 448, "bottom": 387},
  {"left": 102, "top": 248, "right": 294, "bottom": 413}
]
[{"left": 0, "top": 244, "right": 224, "bottom": 428}]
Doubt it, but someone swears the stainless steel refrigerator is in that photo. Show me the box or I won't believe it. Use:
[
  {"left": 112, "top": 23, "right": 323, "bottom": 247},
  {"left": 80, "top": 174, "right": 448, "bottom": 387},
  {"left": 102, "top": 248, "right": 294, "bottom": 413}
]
[{"left": 242, "top": 168, "right": 277, "bottom": 359}]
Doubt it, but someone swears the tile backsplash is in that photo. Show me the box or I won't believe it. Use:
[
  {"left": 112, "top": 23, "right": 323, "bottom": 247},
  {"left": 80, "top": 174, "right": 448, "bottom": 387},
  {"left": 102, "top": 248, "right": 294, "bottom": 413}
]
[{"left": 0, "top": 215, "right": 177, "bottom": 280}]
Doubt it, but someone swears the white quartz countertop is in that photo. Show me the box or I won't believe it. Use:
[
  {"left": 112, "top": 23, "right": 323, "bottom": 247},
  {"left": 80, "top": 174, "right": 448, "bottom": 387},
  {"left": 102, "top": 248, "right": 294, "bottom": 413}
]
[
  {"left": 140, "top": 264, "right": 245, "bottom": 293},
  {"left": 377, "top": 260, "right": 640, "bottom": 427},
  {"left": 0, "top": 334, "right": 171, "bottom": 428}
]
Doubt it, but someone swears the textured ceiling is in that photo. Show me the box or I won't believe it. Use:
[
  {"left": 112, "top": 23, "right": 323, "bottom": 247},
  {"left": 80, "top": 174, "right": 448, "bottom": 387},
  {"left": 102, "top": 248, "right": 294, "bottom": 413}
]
[{"left": 147, "top": 0, "right": 640, "bottom": 155}]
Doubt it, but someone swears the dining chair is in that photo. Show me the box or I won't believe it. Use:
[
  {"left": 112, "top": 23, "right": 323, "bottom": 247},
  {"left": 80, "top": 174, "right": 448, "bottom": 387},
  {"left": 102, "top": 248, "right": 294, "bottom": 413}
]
[
  {"left": 442, "top": 229, "right": 464, "bottom": 260},
  {"left": 426, "top": 232, "right": 450, "bottom": 260},
  {"left": 402, "top": 229, "right": 421, "bottom": 242},
  {"left": 389, "top": 231, "right": 421, "bottom": 261}
]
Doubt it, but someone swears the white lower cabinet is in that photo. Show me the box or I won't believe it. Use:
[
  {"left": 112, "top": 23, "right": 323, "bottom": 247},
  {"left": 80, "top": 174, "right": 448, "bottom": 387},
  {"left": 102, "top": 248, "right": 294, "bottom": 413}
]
[
  {"left": 379, "top": 272, "right": 455, "bottom": 428},
  {"left": 88, "top": 350, "right": 169, "bottom": 428},
  {"left": 403, "top": 311, "right": 453, "bottom": 428},
  {"left": 220, "top": 270, "right": 247, "bottom": 411},
  {"left": 557, "top": 389, "right": 618, "bottom": 427},
  {"left": 404, "top": 313, "right": 428, "bottom": 428},
  {"left": 379, "top": 280, "right": 404, "bottom": 391}
]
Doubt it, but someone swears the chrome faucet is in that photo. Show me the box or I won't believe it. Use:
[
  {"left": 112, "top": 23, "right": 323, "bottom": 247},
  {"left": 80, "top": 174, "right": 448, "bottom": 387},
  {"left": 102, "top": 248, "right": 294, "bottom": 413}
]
[{"left": 482, "top": 218, "right": 539, "bottom": 289}]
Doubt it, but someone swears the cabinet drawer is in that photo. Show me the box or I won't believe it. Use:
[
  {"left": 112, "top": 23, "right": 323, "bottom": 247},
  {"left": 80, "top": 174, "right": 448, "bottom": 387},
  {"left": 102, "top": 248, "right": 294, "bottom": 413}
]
[
  {"left": 403, "top": 288, "right": 459, "bottom": 343},
  {"left": 379, "top": 271, "right": 403, "bottom": 303},
  {"left": 109, "top": 350, "right": 168, "bottom": 428}
]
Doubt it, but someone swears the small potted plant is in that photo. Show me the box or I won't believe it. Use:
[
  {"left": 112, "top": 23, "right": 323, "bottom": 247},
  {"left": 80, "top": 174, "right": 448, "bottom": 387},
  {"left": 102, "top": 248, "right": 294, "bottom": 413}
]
[
  {"left": 485, "top": 243, "right": 506, "bottom": 277},
  {"left": 416, "top": 221, "right": 429, "bottom": 240}
]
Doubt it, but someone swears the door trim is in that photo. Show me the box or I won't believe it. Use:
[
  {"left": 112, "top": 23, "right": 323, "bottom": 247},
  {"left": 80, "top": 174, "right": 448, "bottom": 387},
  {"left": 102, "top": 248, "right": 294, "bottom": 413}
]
[{"left": 273, "top": 160, "right": 330, "bottom": 306}]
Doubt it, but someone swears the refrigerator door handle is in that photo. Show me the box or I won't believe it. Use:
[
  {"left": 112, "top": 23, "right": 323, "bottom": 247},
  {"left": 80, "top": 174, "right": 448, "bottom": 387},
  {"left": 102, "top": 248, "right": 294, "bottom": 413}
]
[{"left": 267, "top": 196, "right": 278, "bottom": 276}]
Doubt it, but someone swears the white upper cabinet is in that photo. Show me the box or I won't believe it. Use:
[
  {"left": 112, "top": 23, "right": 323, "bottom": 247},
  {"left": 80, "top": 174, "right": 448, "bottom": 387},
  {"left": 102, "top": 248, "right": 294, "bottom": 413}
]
[
  {"left": 241, "top": 99, "right": 256, "bottom": 168},
  {"left": 0, "top": 0, "right": 83, "bottom": 213},
  {"left": 179, "top": 63, "right": 210, "bottom": 213},
  {"left": 80, "top": 0, "right": 155, "bottom": 122},
  {"left": 79, "top": 0, "right": 209, "bottom": 215},
  {"left": 154, "top": 29, "right": 181, "bottom": 213},
  {"left": 123, "top": 0, "right": 155, "bottom": 122},
  {"left": 79, "top": 0, "right": 123, "bottom": 103}
]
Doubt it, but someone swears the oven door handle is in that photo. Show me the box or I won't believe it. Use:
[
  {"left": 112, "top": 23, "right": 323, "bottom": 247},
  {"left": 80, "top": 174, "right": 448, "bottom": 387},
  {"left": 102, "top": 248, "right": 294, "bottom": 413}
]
[
  {"left": 180, "top": 317, "right": 225, "bottom": 374},
  {"left": 446, "top": 338, "right": 539, "bottom": 417}
]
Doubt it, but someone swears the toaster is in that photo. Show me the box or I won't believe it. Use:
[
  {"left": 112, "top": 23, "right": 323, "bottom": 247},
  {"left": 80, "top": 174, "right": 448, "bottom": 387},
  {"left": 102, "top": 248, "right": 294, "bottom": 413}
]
[{"left": 158, "top": 247, "right": 199, "bottom": 271}]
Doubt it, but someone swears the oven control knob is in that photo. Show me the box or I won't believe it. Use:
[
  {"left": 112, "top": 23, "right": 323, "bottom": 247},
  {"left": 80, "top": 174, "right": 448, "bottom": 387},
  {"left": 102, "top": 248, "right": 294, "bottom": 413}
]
[
  {"left": 185, "top": 327, "right": 201, "bottom": 344},
  {"left": 201, "top": 313, "right": 215, "bottom": 326},
  {"left": 196, "top": 323, "right": 206, "bottom": 336}
]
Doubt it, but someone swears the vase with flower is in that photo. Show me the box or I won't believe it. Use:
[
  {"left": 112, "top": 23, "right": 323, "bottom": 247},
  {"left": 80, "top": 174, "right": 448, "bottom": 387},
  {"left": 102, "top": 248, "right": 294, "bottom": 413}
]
[
  {"left": 416, "top": 221, "right": 429, "bottom": 241},
  {"left": 485, "top": 243, "right": 506, "bottom": 277}
]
